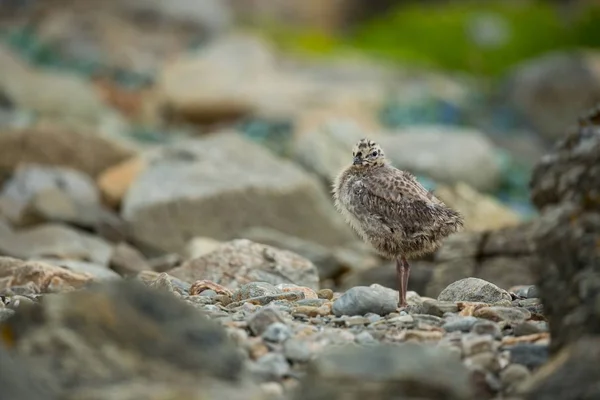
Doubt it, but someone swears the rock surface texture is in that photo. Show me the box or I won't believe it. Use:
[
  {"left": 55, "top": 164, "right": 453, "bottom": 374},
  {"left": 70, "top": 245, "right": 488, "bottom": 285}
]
[
  {"left": 513, "top": 106, "right": 600, "bottom": 399},
  {"left": 425, "top": 224, "right": 538, "bottom": 298},
  {"left": 121, "top": 132, "right": 354, "bottom": 253},
  {"left": 168, "top": 239, "right": 320, "bottom": 291},
  {"left": 0, "top": 279, "right": 253, "bottom": 400},
  {"left": 528, "top": 108, "right": 600, "bottom": 354},
  {"left": 2, "top": 8, "right": 599, "bottom": 399}
]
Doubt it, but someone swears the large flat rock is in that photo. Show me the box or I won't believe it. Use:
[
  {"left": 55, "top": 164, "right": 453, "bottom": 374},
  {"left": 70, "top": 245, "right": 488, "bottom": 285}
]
[
  {"left": 0, "top": 125, "right": 136, "bottom": 179},
  {"left": 121, "top": 132, "right": 355, "bottom": 253},
  {"left": 168, "top": 238, "right": 319, "bottom": 290},
  {"left": 293, "top": 123, "right": 501, "bottom": 192}
]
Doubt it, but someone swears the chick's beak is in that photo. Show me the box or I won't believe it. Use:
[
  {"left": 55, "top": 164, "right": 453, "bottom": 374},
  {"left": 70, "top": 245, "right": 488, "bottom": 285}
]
[{"left": 353, "top": 157, "right": 362, "bottom": 165}]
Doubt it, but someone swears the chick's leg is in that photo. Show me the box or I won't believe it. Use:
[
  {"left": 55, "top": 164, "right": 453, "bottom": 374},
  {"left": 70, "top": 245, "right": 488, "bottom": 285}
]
[
  {"left": 396, "top": 257, "right": 409, "bottom": 308},
  {"left": 401, "top": 256, "right": 410, "bottom": 304}
]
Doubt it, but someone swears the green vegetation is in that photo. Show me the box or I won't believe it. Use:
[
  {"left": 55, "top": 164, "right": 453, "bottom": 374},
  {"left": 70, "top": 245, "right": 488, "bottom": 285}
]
[{"left": 257, "top": 0, "right": 600, "bottom": 77}]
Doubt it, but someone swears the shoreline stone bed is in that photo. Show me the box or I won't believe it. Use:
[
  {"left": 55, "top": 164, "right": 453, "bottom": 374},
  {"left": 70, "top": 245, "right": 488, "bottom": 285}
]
[{"left": 0, "top": 266, "right": 548, "bottom": 400}]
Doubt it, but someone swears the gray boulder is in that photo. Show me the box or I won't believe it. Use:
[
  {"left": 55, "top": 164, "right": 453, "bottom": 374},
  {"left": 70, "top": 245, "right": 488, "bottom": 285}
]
[
  {"left": 0, "top": 223, "right": 113, "bottom": 267},
  {"left": 0, "top": 279, "right": 249, "bottom": 398},
  {"left": 122, "top": 132, "right": 354, "bottom": 253},
  {"left": 332, "top": 285, "right": 397, "bottom": 316},
  {"left": 297, "top": 343, "right": 474, "bottom": 399},
  {"left": 168, "top": 239, "right": 319, "bottom": 290},
  {"left": 293, "top": 123, "right": 501, "bottom": 192},
  {"left": 501, "top": 50, "right": 600, "bottom": 142},
  {"left": 437, "top": 277, "right": 511, "bottom": 303},
  {"left": 0, "top": 125, "right": 135, "bottom": 179},
  {"left": 0, "top": 164, "right": 101, "bottom": 227}
]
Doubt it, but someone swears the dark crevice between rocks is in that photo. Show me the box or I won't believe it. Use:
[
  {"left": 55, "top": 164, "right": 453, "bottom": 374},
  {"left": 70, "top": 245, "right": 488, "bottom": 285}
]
[{"left": 472, "top": 229, "right": 492, "bottom": 278}]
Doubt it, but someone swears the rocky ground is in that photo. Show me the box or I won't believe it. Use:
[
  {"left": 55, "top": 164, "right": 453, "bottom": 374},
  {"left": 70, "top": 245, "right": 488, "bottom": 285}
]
[
  {"left": 0, "top": 1, "right": 599, "bottom": 399},
  {"left": 0, "top": 256, "right": 547, "bottom": 400},
  {"left": 1, "top": 107, "right": 597, "bottom": 399}
]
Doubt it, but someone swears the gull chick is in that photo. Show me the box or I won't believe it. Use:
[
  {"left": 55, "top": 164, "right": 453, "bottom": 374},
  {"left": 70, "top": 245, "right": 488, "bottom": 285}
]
[{"left": 333, "top": 138, "right": 464, "bottom": 308}]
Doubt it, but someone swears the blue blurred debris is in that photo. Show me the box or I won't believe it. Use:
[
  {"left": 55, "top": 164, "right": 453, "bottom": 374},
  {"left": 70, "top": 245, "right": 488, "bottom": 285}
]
[{"left": 238, "top": 117, "right": 294, "bottom": 156}]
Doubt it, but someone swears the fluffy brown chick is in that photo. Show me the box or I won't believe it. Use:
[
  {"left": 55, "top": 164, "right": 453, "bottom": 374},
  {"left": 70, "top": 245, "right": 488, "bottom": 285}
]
[{"left": 333, "top": 138, "right": 464, "bottom": 308}]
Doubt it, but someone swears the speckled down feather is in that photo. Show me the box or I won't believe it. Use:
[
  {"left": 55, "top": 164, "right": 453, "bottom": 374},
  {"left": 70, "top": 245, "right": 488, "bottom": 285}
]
[{"left": 333, "top": 140, "right": 464, "bottom": 260}]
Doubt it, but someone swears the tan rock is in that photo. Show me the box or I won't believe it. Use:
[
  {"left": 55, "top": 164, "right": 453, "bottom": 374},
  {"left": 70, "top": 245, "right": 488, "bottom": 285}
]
[
  {"left": 0, "top": 256, "right": 92, "bottom": 293},
  {"left": 0, "top": 125, "right": 136, "bottom": 178},
  {"left": 109, "top": 242, "right": 151, "bottom": 277},
  {"left": 189, "top": 280, "right": 232, "bottom": 297},
  {"left": 276, "top": 283, "right": 318, "bottom": 299},
  {"left": 0, "top": 44, "right": 111, "bottom": 124},
  {"left": 153, "top": 33, "right": 391, "bottom": 125},
  {"left": 31, "top": 257, "right": 121, "bottom": 281},
  {"left": 435, "top": 182, "right": 522, "bottom": 231},
  {"left": 97, "top": 156, "right": 147, "bottom": 208},
  {"left": 154, "top": 33, "right": 275, "bottom": 124}
]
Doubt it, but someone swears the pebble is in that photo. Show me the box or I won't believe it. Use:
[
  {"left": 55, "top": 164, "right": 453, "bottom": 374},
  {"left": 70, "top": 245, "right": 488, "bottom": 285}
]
[
  {"left": 226, "top": 327, "right": 249, "bottom": 345},
  {"left": 317, "top": 289, "right": 333, "bottom": 300},
  {"left": 443, "top": 316, "right": 479, "bottom": 333},
  {"left": 202, "top": 304, "right": 223, "bottom": 313},
  {"left": 513, "top": 321, "right": 544, "bottom": 336},
  {"left": 252, "top": 352, "right": 290, "bottom": 380},
  {"left": 387, "top": 314, "right": 414, "bottom": 324},
  {"left": 464, "top": 352, "right": 502, "bottom": 373},
  {"left": 513, "top": 285, "right": 539, "bottom": 299},
  {"left": 6, "top": 295, "right": 36, "bottom": 309},
  {"left": 246, "top": 338, "right": 270, "bottom": 360},
  {"left": 233, "top": 282, "right": 281, "bottom": 302},
  {"left": 295, "top": 299, "right": 327, "bottom": 307},
  {"left": 292, "top": 306, "right": 327, "bottom": 318},
  {"left": 0, "top": 308, "right": 15, "bottom": 322},
  {"left": 355, "top": 331, "right": 376, "bottom": 345},
  {"left": 364, "top": 313, "right": 382, "bottom": 323},
  {"left": 506, "top": 343, "right": 549, "bottom": 370},
  {"left": 0, "top": 283, "right": 39, "bottom": 296},
  {"left": 247, "top": 307, "right": 285, "bottom": 336},
  {"left": 516, "top": 298, "right": 544, "bottom": 315},
  {"left": 260, "top": 382, "right": 285, "bottom": 399},
  {"left": 412, "top": 314, "right": 445, "bottom": 327},
  {"left": 214, "top": 294, "right": 232, "bottom": 306},
  {"left": 262, "top": 322, "right": 292, "bottom": 343},
  {"left": 283, "top": 339, "right": 314, "bottom": 363},
  {"left": 473, "top": 306, "right": 531, "bottom": 324},
  {"left": 516, "top": 298, "right": 542, "bottom": 308},
  {"left": 421, "top": 299, "right": 459, "bottom": 317},
  {"left": 276, "top": 284, "right": 318, "bottom": 299},
  {"left": 403, "top": 329, "right": 444, "bottom": 342},
  {"left": 227, "top": 291, "right": 305, "bottom": 308},
  {"left": 462, "top": 334, "right": 495, "bottom": 356},
  {"left": 343, "top": 316, "right": 369, "bottom": 327},
  {"left": 199, "top": 289, "right": 218, "bottom": 298},
  {"left": 472, "top": 320, "right": 503, "bottom": 339},
  {"left": 332, "top": 286, "right": 397, "bottom": 316},
  {"left": 500, "top": 363, "right": 531, "bottom": 391},
  {"left": 185, "top": 295, "right": 214, "bottom": 306}
]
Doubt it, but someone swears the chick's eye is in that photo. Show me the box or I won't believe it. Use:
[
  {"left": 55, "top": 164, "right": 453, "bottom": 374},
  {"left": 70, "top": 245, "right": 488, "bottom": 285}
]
[{"left": 371, "top": 151, "right": 378, "bottom": 157}]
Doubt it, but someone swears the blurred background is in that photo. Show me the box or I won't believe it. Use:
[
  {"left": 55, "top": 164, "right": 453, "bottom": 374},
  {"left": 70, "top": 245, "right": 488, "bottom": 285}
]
[{"left": 1, "top": 0, "right": 599, "bottom": 294}]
